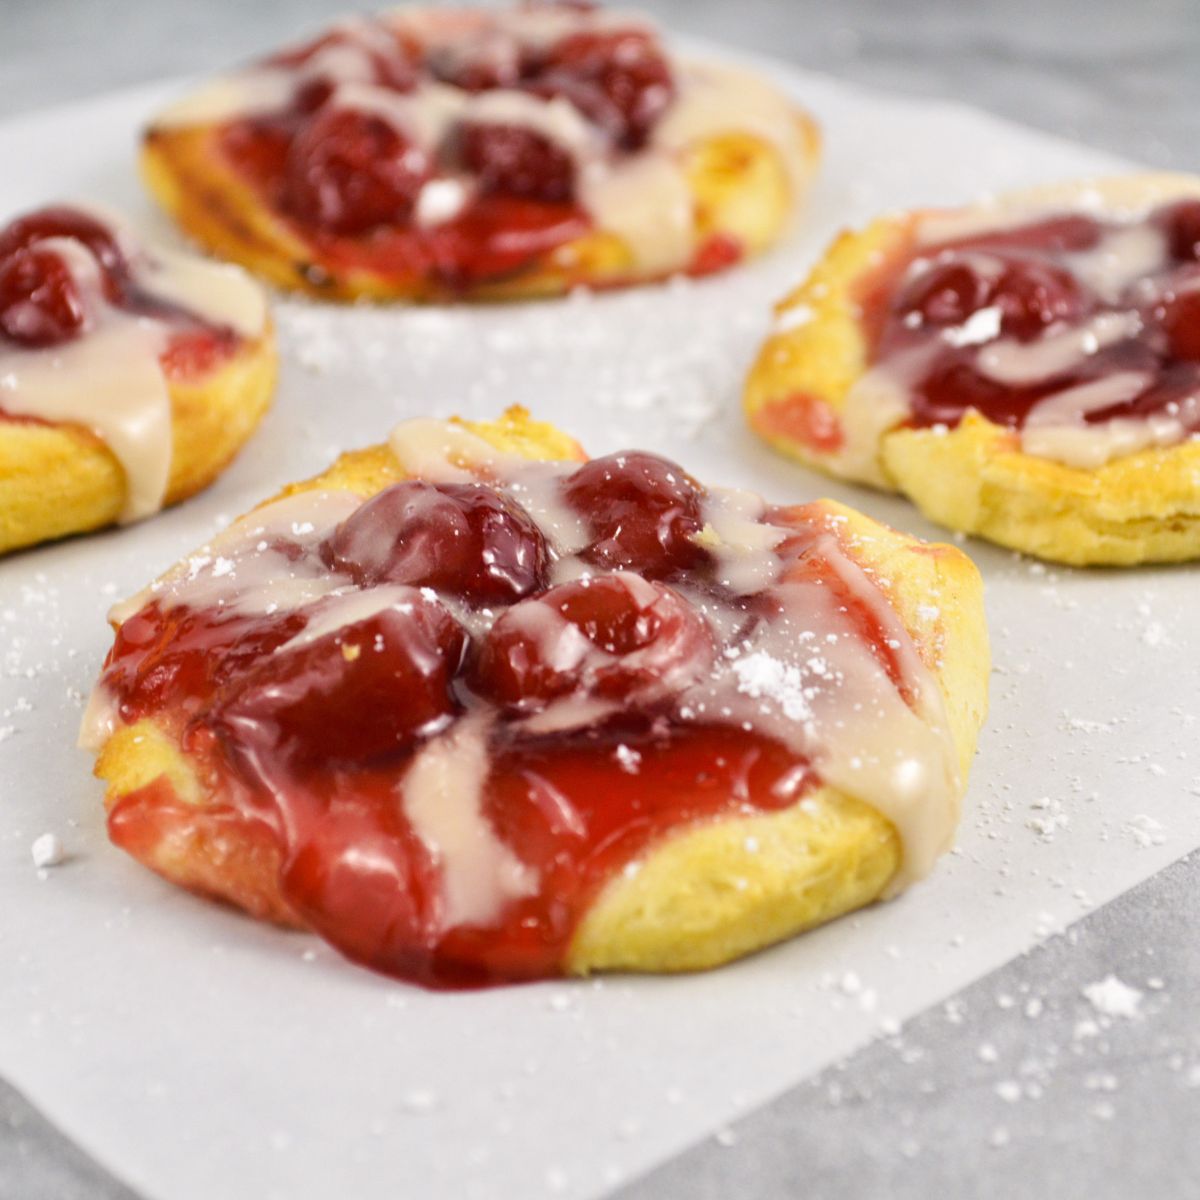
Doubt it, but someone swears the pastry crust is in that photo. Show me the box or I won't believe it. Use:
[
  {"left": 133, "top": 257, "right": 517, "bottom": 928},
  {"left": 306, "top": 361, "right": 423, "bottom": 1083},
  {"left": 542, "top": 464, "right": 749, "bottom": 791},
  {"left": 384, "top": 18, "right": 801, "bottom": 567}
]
[
  {"left": 744, "top": 173, "right": 1200, "bottom": 565},
  {"left": 0, "top": 326, "right": 277, "bottom": 555},
  {"left": 91, "top": 408, "right": 988, "bottom": 977}
]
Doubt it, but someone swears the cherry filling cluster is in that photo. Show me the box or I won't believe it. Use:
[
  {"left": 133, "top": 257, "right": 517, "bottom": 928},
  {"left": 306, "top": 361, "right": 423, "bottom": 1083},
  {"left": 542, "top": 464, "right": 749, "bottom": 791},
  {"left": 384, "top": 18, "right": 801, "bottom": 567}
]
[
  {"left": 0, "top": 206, "right": 237, "bottom": 369},
  {"left": 240, "top": 11, "right": 675, "bottom": 237},
  {"left": 156, "top": 451, "right": 715, "bottom": 764},
  {"left": 102, "top": 451, "right": 905, "bottom": 984},
  {"left": 865, "top": 199, "right": 1200, "bottom": 432}
]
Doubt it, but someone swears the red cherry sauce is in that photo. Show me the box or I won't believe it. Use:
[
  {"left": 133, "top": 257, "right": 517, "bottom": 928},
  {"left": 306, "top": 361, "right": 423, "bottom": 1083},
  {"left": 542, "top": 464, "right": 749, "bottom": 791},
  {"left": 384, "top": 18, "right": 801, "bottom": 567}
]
[
  {"left": 0, "top": 205, "right": 240, "bottom": 380},
  {"left": 98, "top": 452, "right": 917, "bottom": 987},
  {"left": 204, "top": 11, "right": 689, "bottom": 290},
  {"left": 856, "top": 200, "right": 1200, "bottom": 435}
]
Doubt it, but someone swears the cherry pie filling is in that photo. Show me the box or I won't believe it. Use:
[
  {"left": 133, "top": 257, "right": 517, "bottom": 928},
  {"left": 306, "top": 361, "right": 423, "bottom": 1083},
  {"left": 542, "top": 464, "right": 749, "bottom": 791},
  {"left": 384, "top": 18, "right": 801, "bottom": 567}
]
[
  {"left": 93, "top": 440, "right": 945, "bottom": 988},
  {"left": 0, "top": 205, "right": 240, "bottom": 377},
  {"left": 858, "top": 199, "right": 1200, "bottom": 451},
  {"left": 198, "top": 8, "right": 741, "bottom": 286}
]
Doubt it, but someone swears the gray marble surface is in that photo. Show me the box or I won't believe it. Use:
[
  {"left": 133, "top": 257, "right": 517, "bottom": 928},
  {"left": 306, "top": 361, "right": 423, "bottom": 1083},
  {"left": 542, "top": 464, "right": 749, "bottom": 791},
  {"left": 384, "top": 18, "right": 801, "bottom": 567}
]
[{"left": 2, "top": 2, "right": 1199, "bottom": 1198}]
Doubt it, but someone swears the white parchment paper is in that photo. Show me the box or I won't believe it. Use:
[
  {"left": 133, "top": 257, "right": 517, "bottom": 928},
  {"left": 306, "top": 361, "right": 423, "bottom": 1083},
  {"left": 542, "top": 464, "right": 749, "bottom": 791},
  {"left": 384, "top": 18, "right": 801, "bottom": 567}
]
[{"left": 2, "top": 51, "right": 1197, "bottom": 1200}]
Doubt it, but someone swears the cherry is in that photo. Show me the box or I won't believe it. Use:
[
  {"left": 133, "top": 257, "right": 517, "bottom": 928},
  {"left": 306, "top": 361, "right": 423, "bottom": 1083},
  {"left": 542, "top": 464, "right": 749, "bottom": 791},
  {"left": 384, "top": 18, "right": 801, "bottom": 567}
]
[
  {"left": 564, "top": 451, "right": 709, "bottom": 579},
  {"left": 0, "top": 205, "right": 129, "bottom": 302},
  {"left": 537, "top": 29, "right": 674, "bottom": 148},
  {"left": 894, "top": 255, "right": 1084, "bottom": 340},
  {"left": 474, "top": 574, "right": 712, "bottom": 710},
  {"left": 993, "top": 259, "right": 1086, "bottom": 339},
  {"left": 0, "top": 247, "right": 88, "bottom": 347},
  {"left": 457, "top": 122, "right": 575, "bottom": 203},
  {"left": 213, "top": 594, "right": 466, "bottom": 767},
  {"left": 0, "top": 206, "right": 126, "bottom": 278},
  {"left": 283, "top": 107, "right": 430, "bottom": 235},
  {"left": 1160, "top": 199, "right": 1200, "bottom": 263},
  {"left": 325, "top": 480, "right": 549, "bottom": 605},
  {"left": 894, "top": 260, "right": 993, "bottom": 327},
  {"left": 1160, "top": 289, "right": 1200, "bottom": 362}
]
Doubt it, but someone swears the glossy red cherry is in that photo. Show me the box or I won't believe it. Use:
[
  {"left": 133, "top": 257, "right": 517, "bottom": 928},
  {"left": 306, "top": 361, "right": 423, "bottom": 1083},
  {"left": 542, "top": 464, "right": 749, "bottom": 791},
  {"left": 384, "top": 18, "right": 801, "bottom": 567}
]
[
  {"left": 457, "top": 122, "right": 575, "bottom": 203},
  {"left": 1160, "top": 200, "right": 1200, "bottom": 263},
  {"left": 894, "top": 259, "right": 993, "bottom": 327},
  {"left": 1160, "top": 289, "right": 1200, "bottom": 362},
  {"left": 0, "top": 205, "right": 126, "bottom": 278},
  {"left": 538, "top": 29, "right": 674, "bottom": 148},
  {"left": 474, "top": 573, "right": 712, "bottom": 709},
  {"left": 0, "top": 204, "right": 128, "bottom": 305},
  {"left": 0, "top": 247, "right": 89, "bottom": 347},
  {"left": 213, "top": 594, "right": 466, "bottom": 767},
  {"left": 895, "top": 256, "right": 1084, "bottom": 339},
  {"left": 325, "top": 480, "right": 549, "bottom": 605},
  {"left": 564, "top": 451, "right": 709, "bottom": 579},
  {"left": 993, "top": 259, "right": 1086, "bottom": 339},
  {"left": 283, "top": 107, "right": 430, "bottom": 235}
]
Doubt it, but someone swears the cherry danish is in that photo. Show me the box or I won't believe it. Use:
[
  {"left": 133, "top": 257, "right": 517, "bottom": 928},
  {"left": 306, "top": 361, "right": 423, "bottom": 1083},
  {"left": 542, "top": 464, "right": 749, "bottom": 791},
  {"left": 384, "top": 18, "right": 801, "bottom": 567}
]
[
  {"left": 745, "top": 174, "right": 1200, "bottom": 565},
  {"left": 140, "top": 3, "right": 820, "bottom": 300},
  {"left": 84, "top": 410, "right": 987, "bottom": 988},
  {"left": 0, "top": 203, "right": 275, "bottom": 554}
]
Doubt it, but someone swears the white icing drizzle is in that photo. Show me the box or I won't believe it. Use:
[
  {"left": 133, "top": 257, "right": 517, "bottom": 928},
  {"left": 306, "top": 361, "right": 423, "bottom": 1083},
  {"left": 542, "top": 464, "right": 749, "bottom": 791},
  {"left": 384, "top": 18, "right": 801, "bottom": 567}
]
[
  {"left": 866, "top": 179, "right": 1200, "bottom": 468},
  {"left": 675, "top": 519, "right": 959, "bottom": 892},
  {"left": 107, "top": 489, "right": 362, "bottom": 626},
  {"left": 833, "top": 352, "right": 934, "bottom": 486},
  {"left": 387, "top": 416, "right": 519, "bottom": 480},
  {"left": 0, "top": 207, "right": 267, "bottom": 522},
  {"left": 700, "top": 486, "right": 787, "bottom": 595},
  {"left": 402, "top": 715, "right": 537, "bottom": 926},
  {"left": 976, "top": 312, "right": 1142, "bottom": 386},
  {"left": 1066, "top": 225, "right": 1166, "bottom": 304},
  {"left": 149, "top": 7, "right": 810, "bottom": 275},
  {"left": 1021, "top": 372, "right": 1182, "bottom": 468},
  {"left": 1021, "top": 413, "right": 1185, "bottom": 469},
  {"left": 276, "top": 583, "right": 428, "bottom": 653},
  {"left": 78, "top": 679, "right": 121, "bottom": 754},
  {"left": 85, "top": 419, "right": 962, "bottom": 908}
]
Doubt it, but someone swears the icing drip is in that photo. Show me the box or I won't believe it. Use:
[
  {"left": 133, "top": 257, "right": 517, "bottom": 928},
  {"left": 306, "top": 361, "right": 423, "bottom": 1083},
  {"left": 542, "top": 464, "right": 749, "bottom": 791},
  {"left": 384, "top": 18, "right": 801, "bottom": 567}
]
[{"left": 0, "top": 206, "right": 267, "bottom": 521}]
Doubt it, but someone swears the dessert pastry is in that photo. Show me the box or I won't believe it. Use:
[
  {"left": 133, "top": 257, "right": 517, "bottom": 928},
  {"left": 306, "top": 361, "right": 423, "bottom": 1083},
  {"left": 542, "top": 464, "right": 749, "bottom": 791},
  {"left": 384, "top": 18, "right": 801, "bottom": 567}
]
[
  {"left": 141, "top": 3, "right": 819, "bottom": 301},
  {"left": 0, "top": 204, "right": 276, "bottom": 554},
  {"left": 81, "top": 408, "right": 988, "bottom": 987},
  {"left": 745, "top": 174, "right": 1200, "bottom": 565}
]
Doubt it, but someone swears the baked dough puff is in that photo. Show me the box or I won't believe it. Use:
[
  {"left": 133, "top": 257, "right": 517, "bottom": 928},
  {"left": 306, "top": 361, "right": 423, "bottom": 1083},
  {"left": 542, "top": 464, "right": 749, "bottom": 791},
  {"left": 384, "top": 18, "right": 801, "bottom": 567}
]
[
  {"left": 141, "top": 6, "right": 819, "bottom": 302},
  {"left": 745, "top": 174, "right": 1200, "bottom": 565},
  {"left": 0, "top": 204, "right": 276, "bottom": 555},
  {"left": 86, "top": 409, "right": 987, "bottom": 984}
]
